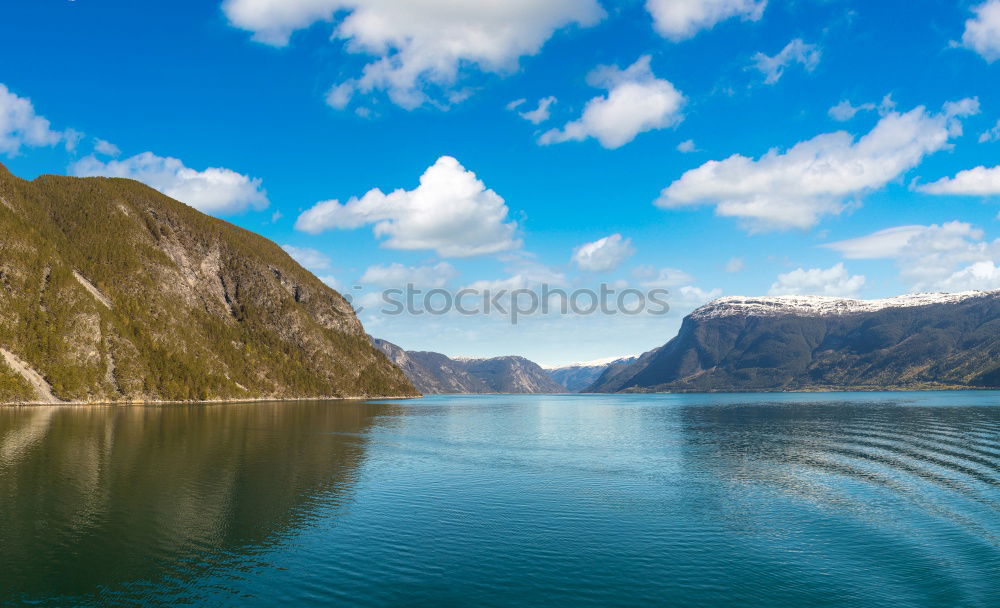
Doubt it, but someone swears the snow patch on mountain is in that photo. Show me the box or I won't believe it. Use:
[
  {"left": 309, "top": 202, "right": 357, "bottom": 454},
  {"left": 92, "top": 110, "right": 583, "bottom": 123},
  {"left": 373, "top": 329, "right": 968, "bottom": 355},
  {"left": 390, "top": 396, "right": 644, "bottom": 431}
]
[{"left": 692, "top": 291, "right": 1000, "bottom": 319}]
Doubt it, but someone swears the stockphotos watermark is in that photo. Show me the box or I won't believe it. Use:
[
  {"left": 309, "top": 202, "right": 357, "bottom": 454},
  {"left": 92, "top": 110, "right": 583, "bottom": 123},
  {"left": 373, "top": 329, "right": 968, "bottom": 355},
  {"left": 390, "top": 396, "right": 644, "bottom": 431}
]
[{"left": 344, "top": 284, "right": 671, "bottom": 325}]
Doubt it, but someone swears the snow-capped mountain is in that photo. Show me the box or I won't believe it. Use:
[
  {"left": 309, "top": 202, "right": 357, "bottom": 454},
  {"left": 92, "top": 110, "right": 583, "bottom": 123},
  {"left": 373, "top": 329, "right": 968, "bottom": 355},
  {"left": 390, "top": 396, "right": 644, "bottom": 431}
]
[{"left": 589, "top": 291, "right": 1000, "bottom": 393}]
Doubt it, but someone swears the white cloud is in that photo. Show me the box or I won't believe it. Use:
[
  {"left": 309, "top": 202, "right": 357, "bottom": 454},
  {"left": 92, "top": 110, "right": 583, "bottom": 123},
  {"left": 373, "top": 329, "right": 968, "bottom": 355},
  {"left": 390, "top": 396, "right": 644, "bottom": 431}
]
[
  {"left": 93, "top": 138, "right": 121, "bottom": 157},
  {"left": 828, "top": 99, "right": 875, "bottom": 122},
  {"left": 980, "top": 119, "right": 1000, "bottom": 143},
  {"left": 360, "top": 262, "right": 458, "bottom": 288},
  {"left": 224, "top": 0, "right": 604, "bottom": 109},
  {"left": 962, "top": 0, "right": 1000, "bottom": 62},
  {"left": 825, "top": 221, "right": 1000, "bottom": 292},
  {"left": 325, "top": 82, "right": 356, "bottom": 110},
  {"left": 657, "top": 101, "right": 977, "bottom": 231},
  {"left": 935, "top": 261, "right": 1000, "bottom": 291},
  {"left": 725, "top": 257, "right": 744, "bottom": 273},
  {"left": 63, "top": 129, "right": 85, "bottom": 153},
  {"left": 823, "top": 225, "right": 931, "bottom": 259},
  {"left": 71, "top": 152, "right": 269, "bottom": 215},
  {"left": 918, "top": 165, "right": 1000, "bottom": 196},
  {"left": 318, "top": 275, "right": 341, "bottom": 290},
  {"left": 571, "top": 234, "right": 635, "bottom": 272},
  {"left": 539, "top": 56, "right": 685, "bottom": 149},
  {"left": 768, "top": 263, "right": 865, "bottom": 297},
  {"left": 281, "top": 245, "right": 333, "bottom": 270},
  {"left": 677, "top": 139, "right": 697, "bottom": 153},
  {"left": 294, "top": 156, "right": 520, "bottom": 257},
  {"left": 516, "top": 96, "right": 557, "bottom": 124},
  {"left": 674, "top": 285, "right": 723, "bottom": 305},
  {"left": 633, "top": 265, "right": 695, "bottom": 288},
  {"left": 646, "top": 0, "right": 766, "bottom": 41},
  {"left": 752, "top": 38, "right": 821, "bottom": 84},
  {"left": 829, "top": 95, "right": 900, "bottom": 122},
  {"left": 0, "top": 84, "right": 64, "bottom": 156},
  {"left": 463, "top": 259, "right": 567, "bottom": 292}
]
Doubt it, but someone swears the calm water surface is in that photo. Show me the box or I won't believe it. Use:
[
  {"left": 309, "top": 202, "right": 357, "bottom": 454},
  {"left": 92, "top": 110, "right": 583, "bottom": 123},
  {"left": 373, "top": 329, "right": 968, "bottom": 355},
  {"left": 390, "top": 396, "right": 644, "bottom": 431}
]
[{"left": 1, "top": 392, "right": 998, "bottom": 607}]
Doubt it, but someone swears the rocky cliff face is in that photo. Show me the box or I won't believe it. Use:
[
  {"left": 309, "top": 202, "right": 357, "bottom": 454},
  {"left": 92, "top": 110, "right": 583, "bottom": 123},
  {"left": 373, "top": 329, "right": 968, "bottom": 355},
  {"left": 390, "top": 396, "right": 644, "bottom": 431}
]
[
  {"left": 0, "top": 164, "right": 415, "bottom": 403},
  {"left": 588, "top": 292, "right": 1000, "bottom": 393},
  {"left": 372, "top": 339, "right": 565, "bottom": 394}
]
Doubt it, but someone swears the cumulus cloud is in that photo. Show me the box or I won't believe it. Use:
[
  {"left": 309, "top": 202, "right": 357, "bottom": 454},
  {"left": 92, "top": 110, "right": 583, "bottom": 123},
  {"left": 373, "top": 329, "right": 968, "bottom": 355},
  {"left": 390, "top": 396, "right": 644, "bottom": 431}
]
[
  {"left": 752, "top": 38, "right": 821, "bottom": 84},
  {"left": 294, "top": 156, "right": 520, "bottom": 257},
  {"left": 768, "top": 263, "right": 865, "bottom": 297},
  {"left": 674, "top": 285, "right": 723, "bottom": 305},
  {"left": 646, "top": 0, "right": 766, "bottom": 40},
  {"left": 828, "top": 95, "right": 899, "bottom": 122},
  {"left": 224, "top": 0, "right": 604, "bottom": 109},
  {"left": 657, "top": 101, "right": 977, "bottom": 231},
  {"left": 71, "top": 152, "right": 269, "bottom": 215},
  {"left": 825, "top": 221, "right": 1000, "bottom": 292},
  {"left": 828, "top": 100, "right": 877, "bottom": 121},
  {"left": 980, "top": 119, "right": 1000, "bottom": 143},
  {"left": 539, "top": 56, "right": 685, "bottom": 149},
  {"left": 934, "top": 261, "right": 1000, "bottom": 291},
  {"left": 823, "top": 225, "right": 931, "bottom": 259},
  {"left": 917, "top": 165, "right": 1000, "bottom": 196},
  {"left": 463, "top": 259, "right": 567, "bottom": 292},
  {"left": 281, "top": 245, "right": 333, "bottom": 270},
  {"left": 515, "top": 96, "right": 557, "bottom": 124},
  {"left": 676, "top": 139, "right": 697, "bottom": 153},
  {"left": 360, "top": 262, "right": 458, "bottom": 288},
  {"left": 0, "top": 84, "right": 64, "bottom": 156},
  {"left": 571, "top": 234, "right": 635, "bottom": 272},
  {"left": 962, "top": 0, "right": 1000, "bottom": 62},
  {"left": 93, "top": 138, "right": 121, "bottom": 157},
  {"left": 317, "top": 275, "right": 341, "bottom": 290},
  {"left": 571, "top": 235, "right": 635, "bottom": 273},
  {"left": 633, "top": 265, "right": 695, "bottom": 287}
]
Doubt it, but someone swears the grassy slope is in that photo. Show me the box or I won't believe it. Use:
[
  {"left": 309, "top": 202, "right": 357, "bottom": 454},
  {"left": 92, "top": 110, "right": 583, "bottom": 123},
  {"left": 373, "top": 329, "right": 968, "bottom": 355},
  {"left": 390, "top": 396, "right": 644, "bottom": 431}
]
[{"left": 0, "top": 164, "right": 415, "bottom": 402}]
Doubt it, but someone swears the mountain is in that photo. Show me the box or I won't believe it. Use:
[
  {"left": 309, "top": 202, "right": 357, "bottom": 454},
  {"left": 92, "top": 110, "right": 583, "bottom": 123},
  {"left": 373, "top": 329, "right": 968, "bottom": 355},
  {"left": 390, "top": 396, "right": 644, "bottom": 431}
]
[
  {"left": 588, "top": 292, "right": 1000, "bottom": 393},
  {"left": 0, "top": 163, "right": 416, "bottom": 403},
  {"left": 457, "top": 356, "right": 566, "bottom": 393},
  {"left": 545, "top": 356, "right": 637, "bottom": 392},
  {"left": 370, "top": 339, "right": 491, "bottom": 394},
  {"left": 372, "top": 339, "right": 565, "bottom": 394}
]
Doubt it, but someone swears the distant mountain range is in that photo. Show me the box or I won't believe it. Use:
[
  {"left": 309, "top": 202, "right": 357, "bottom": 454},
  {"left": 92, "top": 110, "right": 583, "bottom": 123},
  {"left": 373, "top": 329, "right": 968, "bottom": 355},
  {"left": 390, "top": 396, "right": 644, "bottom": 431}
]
[
  {"left": 544, "top": 357, "right": 638, "bottom": 392},
  {"left": 588, "top": 292, "right": 1000, "bottom": 393},
  {"left": 372, "top": 339, "right": 565, "bottom": 394},
  {"left": 0, "top": 163, "right": 414, "bottom": 403}
]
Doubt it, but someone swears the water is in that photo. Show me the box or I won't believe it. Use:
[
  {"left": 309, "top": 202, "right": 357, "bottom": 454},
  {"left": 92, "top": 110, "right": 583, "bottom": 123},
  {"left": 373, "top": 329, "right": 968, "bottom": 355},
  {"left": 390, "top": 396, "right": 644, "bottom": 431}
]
[{"left": 1, "top": 392, "right": 998, "bottom": 607}]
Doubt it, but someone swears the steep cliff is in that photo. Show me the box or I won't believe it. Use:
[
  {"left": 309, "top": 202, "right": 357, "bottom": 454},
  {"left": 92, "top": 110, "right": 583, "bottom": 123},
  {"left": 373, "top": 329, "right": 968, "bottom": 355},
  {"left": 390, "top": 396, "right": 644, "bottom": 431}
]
[{"left": 0, "top": 163, "right": 415, "bottom": 403}]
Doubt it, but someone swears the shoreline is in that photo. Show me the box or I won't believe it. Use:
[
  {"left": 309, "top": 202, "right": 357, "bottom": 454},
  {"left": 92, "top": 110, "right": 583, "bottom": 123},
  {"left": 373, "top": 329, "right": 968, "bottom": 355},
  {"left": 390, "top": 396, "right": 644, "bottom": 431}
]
[{"left": 0, "top": 394, "right": 424, "bottom": 407}]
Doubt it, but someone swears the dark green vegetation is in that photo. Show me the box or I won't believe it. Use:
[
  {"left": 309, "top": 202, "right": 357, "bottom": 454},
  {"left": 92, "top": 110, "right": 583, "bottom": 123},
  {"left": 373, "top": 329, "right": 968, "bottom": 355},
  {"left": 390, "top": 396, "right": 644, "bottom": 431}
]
[
  {"left": 0, "top": 163, "right": 415, "bottom": 403},
  {"left": 372, "top": 338, "right": 565, "bottom": 394},
  {"left": 588, "top": 294, "right": 1000, "bottom": 393}
]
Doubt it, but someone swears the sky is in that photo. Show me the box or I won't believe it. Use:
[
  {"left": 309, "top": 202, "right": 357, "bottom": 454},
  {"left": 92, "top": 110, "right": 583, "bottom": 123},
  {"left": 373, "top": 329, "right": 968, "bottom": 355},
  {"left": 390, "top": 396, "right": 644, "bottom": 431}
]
[{"left": 2, "top": 0, "right": 1000, "bottom": 365}]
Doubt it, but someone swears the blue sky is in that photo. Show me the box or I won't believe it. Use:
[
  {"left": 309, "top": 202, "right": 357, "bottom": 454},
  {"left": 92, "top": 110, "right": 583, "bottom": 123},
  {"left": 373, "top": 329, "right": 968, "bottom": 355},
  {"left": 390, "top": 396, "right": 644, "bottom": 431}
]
[{"left": 2, "top": 0, "right": 1000, "bottom": 365}]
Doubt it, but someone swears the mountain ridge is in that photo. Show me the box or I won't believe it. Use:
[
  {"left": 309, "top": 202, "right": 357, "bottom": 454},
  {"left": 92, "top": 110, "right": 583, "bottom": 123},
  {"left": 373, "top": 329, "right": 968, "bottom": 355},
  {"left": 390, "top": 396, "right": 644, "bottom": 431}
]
[
  {"left": 545, "top": 356, "right": 638, "bottom": 392},
  {"left": 372, "top": 338, "right": 565, "bottom": 394},
  {"left": 0, "top": 163, "right": 416, "bottom": 403},
  {"left": 588, "top": 291, "right": 1000, "bottom": 393}
]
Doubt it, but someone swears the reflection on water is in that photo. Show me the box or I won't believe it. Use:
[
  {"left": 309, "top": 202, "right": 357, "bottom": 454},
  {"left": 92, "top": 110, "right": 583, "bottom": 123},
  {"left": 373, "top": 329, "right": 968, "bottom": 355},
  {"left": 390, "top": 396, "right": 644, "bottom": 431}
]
[
  {"left": 0, "top": 401, "right": 396, "bottom": 605},
  {"left": 0, "top": 393, "right": 998, "bottom": 607}
]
